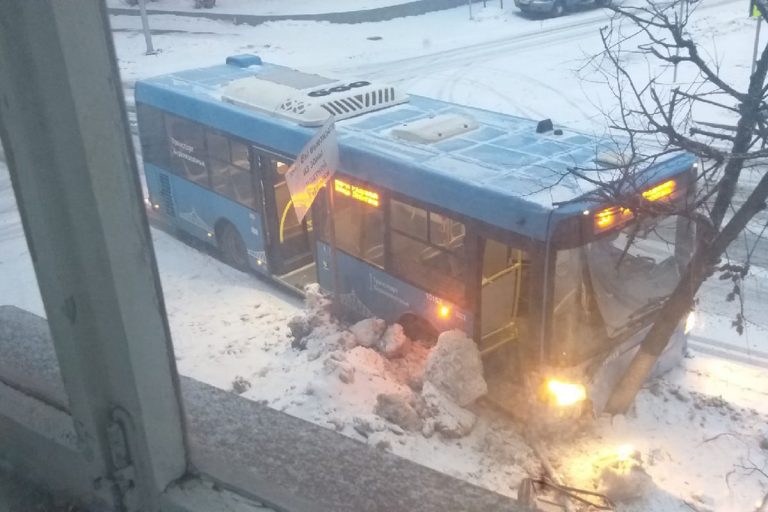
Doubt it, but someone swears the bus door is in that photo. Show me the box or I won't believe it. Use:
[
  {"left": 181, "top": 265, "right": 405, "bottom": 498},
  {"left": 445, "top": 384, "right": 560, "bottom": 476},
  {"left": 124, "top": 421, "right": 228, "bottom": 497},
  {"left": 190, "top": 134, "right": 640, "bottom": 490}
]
[
  {"left": 479, "top": 239, "right": 527, "bottom": 356},
  {"left": 258, "top": 153, "right": 314, "bottom": 276}
]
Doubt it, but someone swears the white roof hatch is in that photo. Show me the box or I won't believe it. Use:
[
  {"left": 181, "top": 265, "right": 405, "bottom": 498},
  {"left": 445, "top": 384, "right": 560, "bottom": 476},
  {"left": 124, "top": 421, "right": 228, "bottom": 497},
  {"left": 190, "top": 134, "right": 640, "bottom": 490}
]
[{"left": 391, "top": 114, "right": 478, "bottom": 144}]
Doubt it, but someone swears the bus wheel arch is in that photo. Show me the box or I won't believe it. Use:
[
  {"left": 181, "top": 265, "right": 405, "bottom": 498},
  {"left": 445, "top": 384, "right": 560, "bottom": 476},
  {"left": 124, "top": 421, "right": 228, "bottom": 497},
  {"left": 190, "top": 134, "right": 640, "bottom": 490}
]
[
  {"left": 215, "top": 220, "right": 249, "bottom": 271},
  {"left": 398, "top": 313, "right": 438, "bottom": 345}
]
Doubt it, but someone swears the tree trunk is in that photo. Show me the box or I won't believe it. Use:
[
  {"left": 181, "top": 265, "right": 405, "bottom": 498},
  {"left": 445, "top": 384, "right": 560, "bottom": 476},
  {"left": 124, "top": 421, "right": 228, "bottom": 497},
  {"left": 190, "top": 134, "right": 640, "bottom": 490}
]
[
  {"left": 606, "top": 169, "right": 768, "bottom": 414},
  {"left": 605, "top": 244, "right": 708, "bottom": 413}
]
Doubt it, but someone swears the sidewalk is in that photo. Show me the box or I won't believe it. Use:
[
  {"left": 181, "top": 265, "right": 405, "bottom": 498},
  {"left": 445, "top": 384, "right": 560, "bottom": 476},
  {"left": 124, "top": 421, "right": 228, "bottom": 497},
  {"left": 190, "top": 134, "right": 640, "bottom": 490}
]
[{"left": 107, "top": 0, "right": 472, "bottom": 25}]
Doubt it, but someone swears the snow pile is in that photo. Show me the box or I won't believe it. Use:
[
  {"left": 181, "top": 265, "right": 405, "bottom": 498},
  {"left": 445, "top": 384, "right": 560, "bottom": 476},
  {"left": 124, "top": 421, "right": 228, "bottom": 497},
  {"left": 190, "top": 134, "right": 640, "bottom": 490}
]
[
  {"left": 349, "top": 317, "right": 386, "bottom": 348},
  {"left": 369, "top": 329, "right": 487, "bottom": 439},
  {"left": 596, "top": 447, "right": 653, "bottom": 503},
  {"left": 284, "top": 299, "right": 488, "bottom": 441},
  {"left": 379, "top": 323, "right": 410, "bottom": 358},
  {"left": 420, "top": 382, "right": 477, "bottom": 438},
  {"left": 374, "top": 393, "right": 422, "bottom": 432},
  {"left": 289, "top": 283, "right": 334, "bottom": 351},
  {"left": 349, "top": 318, "right": 410, "bottom": 358},
  {"left": 423, "top": 330, "right": 488, "bottom": 406}
]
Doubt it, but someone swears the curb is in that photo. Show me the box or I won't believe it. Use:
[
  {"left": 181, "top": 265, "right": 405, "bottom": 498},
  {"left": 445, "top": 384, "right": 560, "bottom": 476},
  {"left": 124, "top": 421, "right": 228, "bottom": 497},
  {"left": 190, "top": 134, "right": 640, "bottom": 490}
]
[{"left": 109, "top": 0, "right": 472, "bottom": 25}]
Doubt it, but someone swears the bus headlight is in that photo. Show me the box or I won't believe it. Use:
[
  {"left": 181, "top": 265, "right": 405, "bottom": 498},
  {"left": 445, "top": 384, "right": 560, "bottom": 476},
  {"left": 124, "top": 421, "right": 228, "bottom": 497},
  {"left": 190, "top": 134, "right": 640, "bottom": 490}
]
[
  {"left": 684, "top": 311, "right": 696, "bottom": 334},
  {"left": 546, "top": 379, "right": 587, "bottom": 407},
  {"left": 438, "top": 305, "right": 451, "bottom": 319}
]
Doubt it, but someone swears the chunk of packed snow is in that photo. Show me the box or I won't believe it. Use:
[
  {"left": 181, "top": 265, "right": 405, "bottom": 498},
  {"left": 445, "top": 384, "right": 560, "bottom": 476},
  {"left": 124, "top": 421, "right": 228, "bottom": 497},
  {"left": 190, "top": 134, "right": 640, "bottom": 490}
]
[
  {"left": 597, "top": 450, "right": 653, "bottom": 503},
  {"left": 374, "top": 393, "right": 423, "bottom": 431},
  {"left": 424, "top": 330, "right": 487, "bottom": 406},
  {"left": 421, "top": 382, "right": 477, "bottom": 439},
  {"left": 323, "top": 352, "right": 355, "bottom": 384},
  {"left": 231, "top": 375, "right": 251, "bottom": 395},
  {"left": 304, "top": 283, "right": 332, "bottom": 315},
  {"left": 350, "top": 318, "right": 386, "bottom": 348},
  {"left": 378, "top": 323, "right": 410, "bottom": 358}
]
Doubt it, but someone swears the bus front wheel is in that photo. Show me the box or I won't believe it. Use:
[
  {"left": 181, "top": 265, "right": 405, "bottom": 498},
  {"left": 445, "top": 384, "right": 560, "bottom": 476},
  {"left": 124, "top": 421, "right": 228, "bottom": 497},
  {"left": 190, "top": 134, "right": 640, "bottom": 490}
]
[
  {"left": 398, "top": 313, "right": 438, "bottom": 345},
  {"left": 217, "top": 222, "right": 249, "bottom": 271}
]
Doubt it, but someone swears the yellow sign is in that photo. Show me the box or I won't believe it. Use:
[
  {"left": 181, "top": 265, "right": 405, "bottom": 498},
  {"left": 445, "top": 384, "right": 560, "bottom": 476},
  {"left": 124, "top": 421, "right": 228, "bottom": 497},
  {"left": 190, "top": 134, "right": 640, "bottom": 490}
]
[
  {"left": 751, "top": 0, "right": 763, "bottom": 17},
  {"left": 642, "top": 179, "right": 676, "bottom": 202},
  {"left": 334, "top": 179, "right": 380, "bottom": 207}
]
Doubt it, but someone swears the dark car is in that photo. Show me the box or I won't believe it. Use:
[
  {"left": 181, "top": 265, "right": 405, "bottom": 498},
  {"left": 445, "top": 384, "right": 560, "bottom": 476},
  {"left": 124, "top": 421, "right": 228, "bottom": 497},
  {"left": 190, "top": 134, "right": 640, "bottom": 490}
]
[{"left": 515, "top": 0, "right": 610, "bottom": 17}]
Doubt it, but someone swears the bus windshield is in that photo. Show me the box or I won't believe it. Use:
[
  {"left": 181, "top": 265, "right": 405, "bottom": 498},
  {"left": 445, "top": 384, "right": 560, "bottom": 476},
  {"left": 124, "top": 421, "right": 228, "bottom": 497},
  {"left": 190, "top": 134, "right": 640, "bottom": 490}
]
[
  {"left": 587, "top": 214, "right": 692, "bottom": 332},
  {"left": 551, "top": 214, "right": 693, "bottom": 365}
]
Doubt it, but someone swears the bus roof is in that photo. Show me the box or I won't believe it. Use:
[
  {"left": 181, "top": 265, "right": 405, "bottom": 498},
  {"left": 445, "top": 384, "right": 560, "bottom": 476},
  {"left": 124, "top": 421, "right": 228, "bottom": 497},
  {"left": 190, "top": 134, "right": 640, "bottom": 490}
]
[{"left": 135, "top": 57, "right": 696, "bottom": 241}]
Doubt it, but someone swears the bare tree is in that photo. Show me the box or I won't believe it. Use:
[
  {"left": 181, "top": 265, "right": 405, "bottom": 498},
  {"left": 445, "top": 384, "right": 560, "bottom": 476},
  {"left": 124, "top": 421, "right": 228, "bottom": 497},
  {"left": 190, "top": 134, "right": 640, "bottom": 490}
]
[{"left": 578, "top": 0, "right": 768, "bottom": 413}]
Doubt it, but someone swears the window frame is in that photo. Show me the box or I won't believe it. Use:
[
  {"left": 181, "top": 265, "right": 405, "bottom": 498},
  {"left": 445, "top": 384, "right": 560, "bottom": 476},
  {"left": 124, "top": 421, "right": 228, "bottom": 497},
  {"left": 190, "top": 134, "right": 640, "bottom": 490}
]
[
  {"left": 386, "top": 193, "right": 469, "bottom": 305},
  {"left": 204, "top": 128, "right": 263, "bottom": 212},
  {"left": 0, "top": 3, "right": 528, "bottom": 511},
  {"left": 316, "top": 173, "right": 386, "bottom": 269}
]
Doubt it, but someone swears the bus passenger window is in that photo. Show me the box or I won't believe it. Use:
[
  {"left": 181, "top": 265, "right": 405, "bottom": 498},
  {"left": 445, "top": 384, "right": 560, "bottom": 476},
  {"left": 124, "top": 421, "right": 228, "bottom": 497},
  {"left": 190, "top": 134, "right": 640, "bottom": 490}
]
[
  {"left": 389, "top": 199, "right": 466, "bottom": 304},
  {"left": 325, "top": 178, "right": 384, "bottom": 268},
  {"left": 165, "top": 114, "right": 209, "bottom": 187},
  {"left": 206, "top": 131, "right": 229, "bottom": 162},
  {"left": 206, "top": 130, "right": 259, "bottom": 211},
  {"left": 430, "top": 212, "right": 465, "bottom": 252},
  {"left": 391, "top": 200, "right": 427, "bottom": 239},
  {"left": 230, "top": 140, "right": 249, "bottom": 169},
  {"left": 136, "top": 104, "right": 169, "bottom": 169}
]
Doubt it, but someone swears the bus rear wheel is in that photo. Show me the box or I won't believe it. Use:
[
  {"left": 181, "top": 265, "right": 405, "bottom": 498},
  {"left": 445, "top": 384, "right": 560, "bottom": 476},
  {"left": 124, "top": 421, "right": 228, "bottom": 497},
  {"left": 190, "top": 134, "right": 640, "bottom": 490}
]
[{"left": 217, "top": 223, "right": 249, "bottom": 271}]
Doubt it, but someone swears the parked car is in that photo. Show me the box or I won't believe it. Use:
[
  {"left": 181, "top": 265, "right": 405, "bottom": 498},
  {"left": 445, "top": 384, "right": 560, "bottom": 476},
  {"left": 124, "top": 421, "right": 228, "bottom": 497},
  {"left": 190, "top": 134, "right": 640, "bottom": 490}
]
[{"left": 515, "top": 0, "right": 610, "bottom": 17}]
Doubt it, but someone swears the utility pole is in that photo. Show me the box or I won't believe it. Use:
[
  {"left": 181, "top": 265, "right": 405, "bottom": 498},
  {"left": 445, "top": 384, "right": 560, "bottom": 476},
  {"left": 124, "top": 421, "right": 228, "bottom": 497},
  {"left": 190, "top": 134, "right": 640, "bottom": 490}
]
[
  {"left": 139, "top": 0, "right": 156, "bottom": 55},
  {"left": 672, "top": 0, "right": 685, "bottom": 82},
  {"left": 752, "top": 16, "right": 763, "bottom": 77}
]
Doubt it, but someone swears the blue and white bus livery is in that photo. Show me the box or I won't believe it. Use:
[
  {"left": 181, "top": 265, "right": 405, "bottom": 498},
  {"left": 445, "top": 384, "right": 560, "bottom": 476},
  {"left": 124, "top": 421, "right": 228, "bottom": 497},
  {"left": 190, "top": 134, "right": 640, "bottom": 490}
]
[{"left": 135, "top": 55, "right": 697, "bottom": 415}]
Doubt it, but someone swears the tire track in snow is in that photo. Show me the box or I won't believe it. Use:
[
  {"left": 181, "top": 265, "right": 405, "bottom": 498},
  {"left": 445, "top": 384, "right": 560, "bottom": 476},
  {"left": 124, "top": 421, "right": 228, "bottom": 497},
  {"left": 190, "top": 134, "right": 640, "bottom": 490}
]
[
  {"left": 689, "top": 334, "right": 768, "bottom": 370},
  {"left": 336, "top": 0, "right": 741, "bottom": 83},
  {"left": 333, "top": 0, "right": 741, "bottom": 121}
]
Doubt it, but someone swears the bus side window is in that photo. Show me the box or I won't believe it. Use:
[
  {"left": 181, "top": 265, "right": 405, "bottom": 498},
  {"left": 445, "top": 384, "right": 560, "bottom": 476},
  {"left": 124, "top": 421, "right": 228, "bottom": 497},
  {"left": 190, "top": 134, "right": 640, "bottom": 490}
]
[
  {"left": 389, "top": 199, "right": 466, "bottom": 304},
  {"left": 333, "top": 180, "right": 384, "bottom": 268},
  {"left": 430, "top": 212, "right": 465, "bottom": 253},
  {"left": 165, "top": 114, "right": 209, "bottom": 187},
  {"left": 206, "top": 130, "right": 260, "bottom": 211},
  {"left": 136, "top": 104, "right": 169, "bottom": 169}
]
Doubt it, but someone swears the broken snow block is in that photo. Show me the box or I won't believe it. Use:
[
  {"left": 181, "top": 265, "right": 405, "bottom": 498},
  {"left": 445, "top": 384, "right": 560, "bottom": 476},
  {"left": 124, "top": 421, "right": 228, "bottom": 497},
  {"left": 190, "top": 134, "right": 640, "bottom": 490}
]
[
  {"left": 378, "top": 323, "right": 411, "bottom": 359},
  {"left": 231, "top": 376, "right": 251, "bottom": 395},
  {"left": 323, "top": 354, "right": 355, "bottom": 384},
  {"left": 598, "top": 452, "right": 653, "bottom": 503},
  {"left": 304, "top": 283, "right": 332, "bottom": 313},
  {"left": 288, "top": 315, "right": 312, "bottom": 350},
  {"left": 337, "top": 364, "right": 355, "bottom": 384},
  {"left": 424, "top": 330, "right": 487, "bottom": 406},
  {"left": 338, "top": 331, "right": 357, "bottom": 350},
  {"left": 374, "top": 393, "right": 423, "bottom": 432},
  {"left": 350, "top": 318, "right": 386, "bottom": 348},
  {"left": 421, "top": 382, "right": 477, "bottom": 439}
]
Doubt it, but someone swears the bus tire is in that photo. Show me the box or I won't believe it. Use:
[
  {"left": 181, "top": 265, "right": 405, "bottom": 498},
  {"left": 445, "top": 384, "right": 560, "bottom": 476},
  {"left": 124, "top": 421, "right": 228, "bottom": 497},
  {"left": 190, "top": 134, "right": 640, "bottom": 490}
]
[
  {"left": 398, "top": 313, "right": 438, "bottom": 345},
  {"left": 216, "top": 222, "right": 249, "bottom": 271}
]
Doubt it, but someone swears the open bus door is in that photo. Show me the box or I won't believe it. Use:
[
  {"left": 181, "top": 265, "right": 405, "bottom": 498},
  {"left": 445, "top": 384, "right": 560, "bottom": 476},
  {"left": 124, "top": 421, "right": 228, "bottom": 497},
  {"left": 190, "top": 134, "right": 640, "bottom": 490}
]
[
  {"left": 257, "top": 152, "right": 316, "bottom": 280},
  {"left": 478, "top": 238, "right": 530, "bottom": 378}
]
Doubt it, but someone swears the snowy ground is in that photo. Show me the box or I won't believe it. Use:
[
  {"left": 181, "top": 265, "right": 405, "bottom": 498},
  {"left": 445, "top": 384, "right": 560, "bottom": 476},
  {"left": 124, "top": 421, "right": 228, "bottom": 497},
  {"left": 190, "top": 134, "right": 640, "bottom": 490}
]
[
  {"left": 107, "top": 0, "right": 412, "bottom": 16},
  {"left": 3, "top": 1, "right": 768, "bottom": 510}
]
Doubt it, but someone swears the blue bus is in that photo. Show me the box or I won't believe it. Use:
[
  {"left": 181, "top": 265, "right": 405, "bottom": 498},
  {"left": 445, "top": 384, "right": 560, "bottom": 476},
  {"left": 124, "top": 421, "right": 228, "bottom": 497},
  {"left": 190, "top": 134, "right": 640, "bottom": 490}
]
[{"left": 136, "top": 55, "right": 697, "bottom": 414}]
